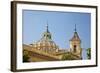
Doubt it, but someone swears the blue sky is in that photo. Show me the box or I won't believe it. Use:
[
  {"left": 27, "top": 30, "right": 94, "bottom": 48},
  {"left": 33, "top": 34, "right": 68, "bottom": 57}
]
[{"left": 22, "top": 10, "right": 91, "bottom": 59}]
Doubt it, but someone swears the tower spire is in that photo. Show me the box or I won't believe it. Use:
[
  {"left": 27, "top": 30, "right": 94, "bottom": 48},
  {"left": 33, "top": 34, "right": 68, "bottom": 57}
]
[
  {"left": 75, "top": 24, "right": 77, "bottom": 32},
  {"left": 46, "top": 21, "right": 49, "bottom": 32},
  {"left": 42, "top": 21, "right": 51, "bottom": 40}
]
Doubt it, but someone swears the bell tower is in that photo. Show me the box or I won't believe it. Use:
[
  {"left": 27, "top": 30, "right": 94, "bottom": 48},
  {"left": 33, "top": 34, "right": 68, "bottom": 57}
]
[{"left": 69, "top": 24, "right": 82, "bottom": 59}]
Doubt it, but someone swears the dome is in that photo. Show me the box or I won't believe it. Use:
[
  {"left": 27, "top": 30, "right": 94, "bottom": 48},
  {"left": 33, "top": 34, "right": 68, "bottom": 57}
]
[{"left": 32, "top": 23, "right": 59, "bottom": 53}]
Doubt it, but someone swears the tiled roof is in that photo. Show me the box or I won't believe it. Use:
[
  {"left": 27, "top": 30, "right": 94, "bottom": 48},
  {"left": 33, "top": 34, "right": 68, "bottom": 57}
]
[{"left": 70, "top": 32, "right": 81, "bottom": 41}]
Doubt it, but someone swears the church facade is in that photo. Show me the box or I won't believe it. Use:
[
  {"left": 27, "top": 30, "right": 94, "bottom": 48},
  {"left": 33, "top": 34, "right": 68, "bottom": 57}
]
[{"left": 23, "top": 24, "right": 82, "bottom": 62}]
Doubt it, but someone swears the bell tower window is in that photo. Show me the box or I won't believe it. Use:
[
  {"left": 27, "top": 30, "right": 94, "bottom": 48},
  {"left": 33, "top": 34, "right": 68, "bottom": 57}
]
[{"left": 73, "top": 45, "right": 76, "bottom": 52}]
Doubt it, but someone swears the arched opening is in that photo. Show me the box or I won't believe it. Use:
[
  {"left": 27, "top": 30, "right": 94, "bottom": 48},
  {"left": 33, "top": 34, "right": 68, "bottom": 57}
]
[{"left": 73, "top": 45, "right": 77, "bottom": 52}]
